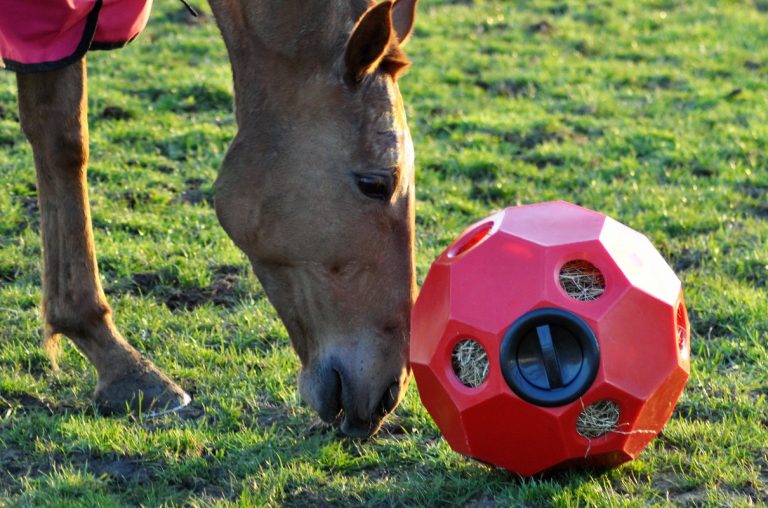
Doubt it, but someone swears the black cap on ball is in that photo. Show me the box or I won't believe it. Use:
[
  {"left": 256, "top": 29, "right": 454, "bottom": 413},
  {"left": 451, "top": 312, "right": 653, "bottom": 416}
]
[{"left": 500, "top": 308, "right": 600, "bottom": 407}]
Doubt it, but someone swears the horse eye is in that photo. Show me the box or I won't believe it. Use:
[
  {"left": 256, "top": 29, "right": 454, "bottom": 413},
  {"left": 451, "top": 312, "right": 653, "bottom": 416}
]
[{"left": 355, "top": 174, "right": 392, "bottom": 201}]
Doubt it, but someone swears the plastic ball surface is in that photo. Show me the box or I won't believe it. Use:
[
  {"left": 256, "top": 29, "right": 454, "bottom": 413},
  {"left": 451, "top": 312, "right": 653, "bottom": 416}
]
[{"left": 410, "top": 201, "right": 690, "bottom": 476}]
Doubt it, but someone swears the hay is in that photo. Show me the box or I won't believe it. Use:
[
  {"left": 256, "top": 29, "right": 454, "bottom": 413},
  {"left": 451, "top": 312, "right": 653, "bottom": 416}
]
[
  {"left": 451, "top": 339, "right": 489, "bottom": 388},
  {"left": 576, "top": 400, "right": 620, "bottom": 438},
  {"left": 559, "top": 260, "right": 606, "bottom": 301}
]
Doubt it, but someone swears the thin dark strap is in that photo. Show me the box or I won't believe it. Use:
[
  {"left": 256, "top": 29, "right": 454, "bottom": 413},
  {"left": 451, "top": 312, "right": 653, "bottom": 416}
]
[{"left": 179, "top": 0, "right": 199, "bottom": 17}]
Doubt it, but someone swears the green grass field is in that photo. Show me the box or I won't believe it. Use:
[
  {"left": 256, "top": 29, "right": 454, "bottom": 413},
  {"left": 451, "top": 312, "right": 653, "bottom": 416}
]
[{"left": 1, "top": 0, "right": 767, "bottom": 505}]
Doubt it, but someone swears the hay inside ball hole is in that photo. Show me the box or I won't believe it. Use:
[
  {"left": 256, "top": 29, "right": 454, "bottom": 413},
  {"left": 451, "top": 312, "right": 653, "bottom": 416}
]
[
  {"left": 451, "top": 339, "right": 489, "bottom": 388},
  {"left": 559, "top": 260, "right": 606, "bottom": 301},
  {"left": 576, "top": 400, "right": 620, "bottom": 438}
]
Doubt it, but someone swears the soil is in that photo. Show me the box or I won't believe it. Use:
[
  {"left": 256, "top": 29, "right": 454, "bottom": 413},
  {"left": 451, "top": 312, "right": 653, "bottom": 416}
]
[{"left": 109, "top": 265, "right": 248, "bottom": 311}]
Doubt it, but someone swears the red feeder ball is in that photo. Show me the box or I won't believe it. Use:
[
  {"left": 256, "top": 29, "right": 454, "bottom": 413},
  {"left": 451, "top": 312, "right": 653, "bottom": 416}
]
[{"left": 410, "top": 201, "right": 690, "bottom": 476}]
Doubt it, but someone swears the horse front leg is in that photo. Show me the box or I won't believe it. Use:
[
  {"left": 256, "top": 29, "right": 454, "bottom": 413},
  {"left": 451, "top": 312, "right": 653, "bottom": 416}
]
[{"left": 16, "top": 58, "right": 190, "bottom": 414}]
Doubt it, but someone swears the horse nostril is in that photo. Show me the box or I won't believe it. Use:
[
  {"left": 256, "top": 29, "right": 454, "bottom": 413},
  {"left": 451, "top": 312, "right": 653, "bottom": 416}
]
[
  {"left": 315, "top": 367, "right": 343, "bottom": 423},
  {"left": 377, "top": 381, "right": 401, "bottom": 418}
]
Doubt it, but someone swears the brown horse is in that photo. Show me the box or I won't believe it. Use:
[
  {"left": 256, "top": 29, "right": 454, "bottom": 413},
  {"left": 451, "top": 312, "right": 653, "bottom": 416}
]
[{"left": 11, "top": 0, "right": 417, "bottom": 438}]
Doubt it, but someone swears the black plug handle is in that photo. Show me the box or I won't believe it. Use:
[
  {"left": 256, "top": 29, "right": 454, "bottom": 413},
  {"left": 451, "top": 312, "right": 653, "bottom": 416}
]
[{"left": 536, "top": 325, "right": 564, "bottom": 389}]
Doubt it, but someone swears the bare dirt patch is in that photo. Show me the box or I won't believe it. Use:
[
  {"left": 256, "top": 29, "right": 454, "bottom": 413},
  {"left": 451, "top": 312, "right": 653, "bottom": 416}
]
[
  {"left": 687, "top": 309, "right": 740, "bottom": 340},
  {"left": 671, "top": 248, "right": 707, "bottom": 272},
  {"left": 11, "top": 183, "right": 40, "bottom": 231},
  {"left": 528, "top": 20, "right": 554, "bottom": 34},
  {"left": 0, "top": 450, "right": 156, "bottom": 495},
  {"left": 88, "top": 455, "right": 154, "bottom": 484},
  {"left": 165, "top": 266, "right": 243, "bottom": 311},
  {"left": 120, "top": 190, "right": 151, "bottom": 209},
  {"left": 475, "top": 78, "right": 540, "bottom": 99},
  {"left": 743, "top": 202, "right": 768, "bottom": 219},
  {"left": 98, "top": 106, "right": 134, "bottom": 121},
  {"left": 0, "top": 391, "right": 77, "bottom": 416},
  {"left": 108, "top": 265, "right": 248, "bottom": 311},
  {"left": 179, "top": 177, "right": 214, "bottom": 206},
  {"left": 502, "top": 127, "right": 564, "bottom": 151}
]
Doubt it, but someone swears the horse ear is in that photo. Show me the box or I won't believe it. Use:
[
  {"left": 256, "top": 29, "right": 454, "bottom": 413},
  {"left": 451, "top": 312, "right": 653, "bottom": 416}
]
[
  {"left": 345, "top": 1, "right": 394, "bottom": 84},
  {"left": 392, "top": 0, "right": 417, "bottom": 45}
]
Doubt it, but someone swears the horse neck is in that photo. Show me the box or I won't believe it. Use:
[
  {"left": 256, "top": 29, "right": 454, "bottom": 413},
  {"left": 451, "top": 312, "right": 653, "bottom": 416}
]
[{"left": 208, "top": 0, "right": 371, "bottom": 127}]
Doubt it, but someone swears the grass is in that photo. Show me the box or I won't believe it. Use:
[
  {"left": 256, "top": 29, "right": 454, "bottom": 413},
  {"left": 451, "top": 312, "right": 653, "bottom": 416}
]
[{"left": 0, "top": 0, "right": 766, "bottom": 505}]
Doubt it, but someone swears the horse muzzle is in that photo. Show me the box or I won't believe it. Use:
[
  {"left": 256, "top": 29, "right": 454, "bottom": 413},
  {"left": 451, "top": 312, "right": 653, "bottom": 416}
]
[{"left": 298, "top": 353, "right": 410, "bottom": 438}]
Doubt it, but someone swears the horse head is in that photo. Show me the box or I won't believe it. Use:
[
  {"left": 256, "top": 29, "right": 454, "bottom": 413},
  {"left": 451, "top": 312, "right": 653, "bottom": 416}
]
[{"left": 212, "top": 0, "right": 418, "bottom": 437}]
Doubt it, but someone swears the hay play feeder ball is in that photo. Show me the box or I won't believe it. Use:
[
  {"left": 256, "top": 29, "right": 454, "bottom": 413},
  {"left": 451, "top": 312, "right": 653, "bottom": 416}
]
[{"left": 410, "top": 201, "right": 690, "bottom": 476}]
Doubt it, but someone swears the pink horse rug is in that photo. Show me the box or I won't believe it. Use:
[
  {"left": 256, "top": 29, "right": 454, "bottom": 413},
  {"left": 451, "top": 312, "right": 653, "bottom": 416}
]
[{"left": 0, "top": 0, "right": 153, "bottom": 72}]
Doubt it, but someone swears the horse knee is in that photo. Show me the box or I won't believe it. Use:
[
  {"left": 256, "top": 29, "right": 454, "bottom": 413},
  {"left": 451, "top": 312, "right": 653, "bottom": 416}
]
[{"left": 22, "top": 118, "right": 88, "bottom": 174}]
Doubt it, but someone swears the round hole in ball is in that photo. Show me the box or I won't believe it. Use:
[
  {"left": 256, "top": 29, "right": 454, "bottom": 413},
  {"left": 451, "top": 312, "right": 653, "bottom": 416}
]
[
  {"left": 448, "top": 222, "right": 493, "bottom": 258},
  {"left": 576, "top": 400, "right": 620, "bottom": 439},
  {"left": 559, "top": 260, "right": 606, "bottom": 301},
  {"left": 676, "top": 303, "right": 689, "bottom": 352},
  {"left": 451, "top": 339, "right": 489, "bottom": 388}
]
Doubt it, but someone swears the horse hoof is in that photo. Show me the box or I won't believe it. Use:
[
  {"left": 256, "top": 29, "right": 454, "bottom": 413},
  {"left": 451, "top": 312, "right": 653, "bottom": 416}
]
[{"left": 94, "top": 359, "right": 190, "bottom": 416}]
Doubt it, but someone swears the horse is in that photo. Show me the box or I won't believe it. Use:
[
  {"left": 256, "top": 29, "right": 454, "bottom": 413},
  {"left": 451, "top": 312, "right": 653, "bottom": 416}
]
[{"left": 4, "top": 0, "right": 417, "bottom": 438}]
